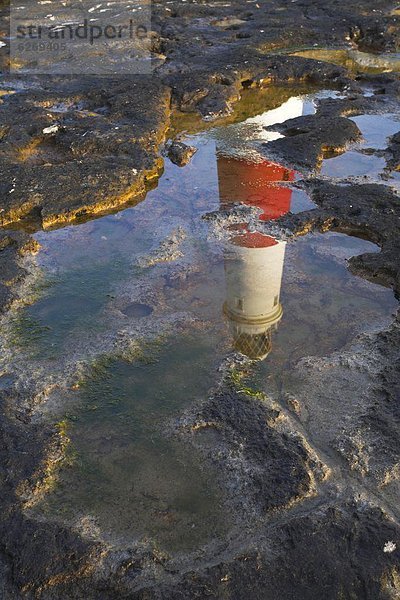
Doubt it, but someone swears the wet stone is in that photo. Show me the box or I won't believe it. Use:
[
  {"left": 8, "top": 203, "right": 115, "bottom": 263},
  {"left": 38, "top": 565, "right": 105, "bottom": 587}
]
[
  {"left": 167, "top": 141, "right": 197, "bottom": 166},
  {"left": 265, "top": 115, "right": 362, "bottom": 171}
]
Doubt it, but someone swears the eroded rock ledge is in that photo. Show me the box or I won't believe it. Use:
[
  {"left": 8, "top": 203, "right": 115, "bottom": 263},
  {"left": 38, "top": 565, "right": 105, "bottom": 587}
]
[{"left": 0, "top": 79, "right": 171, "bottom": 228}]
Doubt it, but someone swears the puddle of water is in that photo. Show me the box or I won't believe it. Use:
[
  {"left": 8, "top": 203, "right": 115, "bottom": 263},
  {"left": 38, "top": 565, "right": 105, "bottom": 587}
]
[
  {"left": 37, "top": 333, "right": 227, "bottom": 553},
  {"left": 169, "top": 84, "right": 343, "bottom": 136},
  {"left": 289, "top": 188, "right": 316, "bottom": 213},
  {"left": 8, "top": 92, "right": 398, "bottom": 553},
  {"left": 12, "top": 94, "right": 323, "bottom": 360},
  {"left": 321, "top": 151, "right": 386, "bottom": 179},
  {"left": 27, "top": 223, "right": 396, "bottom": 550},
  {"left": 321, "top": 113, "right": 400, "bottom": 179},
  {"left": 351, "top": 114, "right": 400, "bottom": 150},
  {"left": 290, "top": 48, "right": 400, "bottom": 74}
]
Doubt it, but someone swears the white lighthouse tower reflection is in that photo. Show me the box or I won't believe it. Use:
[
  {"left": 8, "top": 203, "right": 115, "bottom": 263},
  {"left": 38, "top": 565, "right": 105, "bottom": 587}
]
[{"left": 223, "top": 231, "right": 286, "bottom": 360}]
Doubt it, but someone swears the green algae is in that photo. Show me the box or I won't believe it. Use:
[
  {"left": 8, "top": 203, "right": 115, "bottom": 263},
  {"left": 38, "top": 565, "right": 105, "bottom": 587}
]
[{"left": 35, "top": 332, "right": 228, "bottom": 553}]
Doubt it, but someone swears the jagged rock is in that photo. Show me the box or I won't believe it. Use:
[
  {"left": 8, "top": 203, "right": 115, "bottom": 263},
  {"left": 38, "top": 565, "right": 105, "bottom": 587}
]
[
  {"left": 265, "top": 115, "right": 361, "bottom": 171},
  {"left": 167, "top": 141, "right": 197, "bottom": 166}
]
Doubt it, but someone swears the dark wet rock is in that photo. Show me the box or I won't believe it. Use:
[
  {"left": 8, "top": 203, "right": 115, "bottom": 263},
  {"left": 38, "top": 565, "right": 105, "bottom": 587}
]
[
  {"left": 166, "top": 141, "right": 197, "bottom": 166},
  {"left": 151, "top": 0, "right": 399, "bottom": 63},
  {"left": 0, "top": 246, "right": 25, "bottom": 285},
  {"left": 0, "top": 230, "right": 37, "bottom": 312},
  {"left": 0, "top": 382, "right": 100, "bottom": 595},
  {"left": 2, "top": 371, "right": 398, "bottom": 599},
  {"left": 0, "top": 283, "right": 12, "bottom": 313},
  {"left": 386, "top": 130, "right": 400, "bottom": 171},
  {"left": 316, "top": 91, "right": 399, "bottom": 119},
  {"left": 0, "top": 79, "right": 171, "bottom": 228},
  {"left": 357, "top": 323, "right": 400, "bottom": 483},
  {"left": 6, "top": 497, "right": 398, "bottom": 599},
  {"left": 353, "top": 22, "right": 399, "bottom": 54},
  {"left": 176, "top": 378, "right": 327, "bottom": 516},
  {"left": 157, "top": 501, "right": 400, "bottom": 600},
  {"left": 264, "top": 115, "right": 362, "bottom": 171},
  {"left": 165, "top": 53, "right": 349, "bottom": 118}
]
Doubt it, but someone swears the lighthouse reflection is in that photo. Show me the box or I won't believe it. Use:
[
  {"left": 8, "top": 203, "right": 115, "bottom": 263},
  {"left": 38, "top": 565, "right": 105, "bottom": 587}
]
[
  {"left": 216, "top": 139, "right": 301, "bottom": 359},
  {"left": 213, "top": 97, "right": 305, "bottom": 359},
  {"left": 218, "top": 158, "right": 293, "bottom": 359}
]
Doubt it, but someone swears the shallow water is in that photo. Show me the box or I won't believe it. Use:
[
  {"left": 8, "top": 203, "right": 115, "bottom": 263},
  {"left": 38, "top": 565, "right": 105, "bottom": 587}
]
[
  {"left": 290, "top": 48, "right": 400, "bottom": 74},
  {"left": 321, "top": 150, "right": 387, "bottom": 179},
  {"left": 321, "top": 113, "right": 400, "bottom": 180},
  {"left": 7, "top": 92, "right": 398, "bottom": 553},
  {"left": 39, "top": 333, "right": 227, "bottom": 552}
]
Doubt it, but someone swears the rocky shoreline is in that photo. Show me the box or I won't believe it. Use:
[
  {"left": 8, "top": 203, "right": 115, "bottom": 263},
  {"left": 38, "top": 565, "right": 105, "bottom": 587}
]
[{"left": 0, "top": 0, "right": 400, "bottom": 598}]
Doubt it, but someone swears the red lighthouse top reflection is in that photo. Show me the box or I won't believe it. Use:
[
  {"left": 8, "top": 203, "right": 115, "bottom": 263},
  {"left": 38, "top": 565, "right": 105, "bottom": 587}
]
[{"left": 217, "top": 156, "right": 295, "bottom": 221}]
